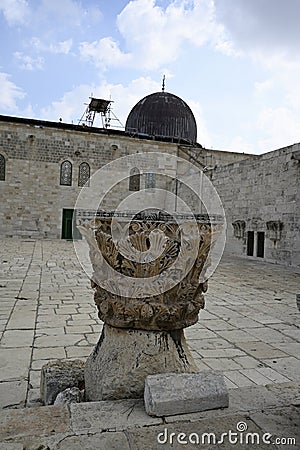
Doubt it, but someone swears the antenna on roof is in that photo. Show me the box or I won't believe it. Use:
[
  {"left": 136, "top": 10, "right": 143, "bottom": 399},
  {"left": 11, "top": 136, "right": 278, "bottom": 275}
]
[
  {"left": 162, "top": 74, "right": 165, "bottom": 92},
  {"left": 78, "top": 96, "right": 124, "bottom": 129}
]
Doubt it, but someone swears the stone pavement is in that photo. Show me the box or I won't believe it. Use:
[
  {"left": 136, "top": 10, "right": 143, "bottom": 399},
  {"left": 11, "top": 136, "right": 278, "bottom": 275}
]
[
  {"left": 0, "top": 382, "right": 299, "bottom": 449},
  {"left": 0, "top": 239, "right": 299, "bottom": 449}
]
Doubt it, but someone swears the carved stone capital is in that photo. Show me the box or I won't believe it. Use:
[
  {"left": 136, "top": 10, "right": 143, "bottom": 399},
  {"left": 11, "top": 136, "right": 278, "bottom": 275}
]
[{"left": 80, "top": 216, "right": 220, "bottom": 331}]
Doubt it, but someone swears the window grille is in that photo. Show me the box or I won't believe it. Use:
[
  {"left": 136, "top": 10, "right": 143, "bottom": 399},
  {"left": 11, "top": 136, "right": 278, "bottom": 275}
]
[
  {"left": 78, "top": 162, "right": 90, "bottom": 187},
  {"left": 60, "top": 160, "right": 72, "bottom": 186}
]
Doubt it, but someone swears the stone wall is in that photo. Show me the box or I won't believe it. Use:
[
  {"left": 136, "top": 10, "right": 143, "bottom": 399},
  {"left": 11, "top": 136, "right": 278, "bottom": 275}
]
[
  {"left": 0, "top": 119, "right": 178, "bottom": 238},
  {"left": 210, "top": 144, "right": 300, "bottom": 267}
]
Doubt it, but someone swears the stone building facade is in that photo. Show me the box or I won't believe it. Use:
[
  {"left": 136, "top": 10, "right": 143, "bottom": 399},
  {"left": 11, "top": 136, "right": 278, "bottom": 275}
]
[
  {"left": 0, "top": 100, "right": 299, "bottom": 268},
  {"left": 0, "top": 115, "right": 179, "bottom": 239},
  {"left": 210, "top": 144, "right": 300, "bottom": 267}
]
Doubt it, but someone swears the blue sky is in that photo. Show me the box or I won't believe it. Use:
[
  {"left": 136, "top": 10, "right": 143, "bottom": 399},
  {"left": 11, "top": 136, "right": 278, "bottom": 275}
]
[{"left": 1, "top": 0, "right": 300, "bottom": 154}]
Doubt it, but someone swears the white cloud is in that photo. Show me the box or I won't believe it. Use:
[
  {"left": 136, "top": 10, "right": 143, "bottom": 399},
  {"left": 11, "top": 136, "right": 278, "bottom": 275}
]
[
  {"left": 254, "top": 79, "right": 274, "bottom": 96},
  {"left": 37, "top": 0, "right": 102, "bottom": 28},
  {"left": 161, "top": 68, "right": 175, "bottom": 80},
  {"left": 40, "top": 84, "right": 92, "bottom": 123},
  {"left": 212, "top": 0, "right": 300, "bottom": 153},
  {"left": 224, "top": 136, "right": 255, "bottom": 154},
  {"left": 78, "top": 0, "right": 236, "bottom": 72},
  {"left": 251, "top": 55, "right": 300, "bottom": 150},
  {"left": 116, "top": 0, "right": 236, "bottom": 70},
  {"left": 257, "top": 107, "right": 300, "bottom": 151},
  {"left": 14, "top": 52, "right": 45, "bottom": 70},
  {"left": 79, "top": 37, "right": 131, "bottom": 70},
  {"left": 0, "top": 0, "right": 29, "bottom": 25},
  {"left": 215, "top": 0, "right": 300, "bottom": 59},
  {"left": 0, "top": 72, "right": 25, "bottom": 111},
  {"left": 0, "top": 0, "right": 102, "bottom": 30},
  {"left": 185, "top": 99, "right": 211, "bottom": 147},
  {"left": 30, "top": 38, "right": 73, "bottom": 54}
]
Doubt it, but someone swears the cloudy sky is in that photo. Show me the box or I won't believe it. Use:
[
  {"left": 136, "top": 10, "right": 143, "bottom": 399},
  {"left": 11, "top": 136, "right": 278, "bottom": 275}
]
[{"left": 0, "top": 0, "right": 299, "bottom": 154}]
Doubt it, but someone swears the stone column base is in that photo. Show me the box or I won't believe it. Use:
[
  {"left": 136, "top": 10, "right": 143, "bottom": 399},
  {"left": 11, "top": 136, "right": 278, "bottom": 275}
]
[{"left": 85, "top": 324, "right": 199, "bottom": 401}]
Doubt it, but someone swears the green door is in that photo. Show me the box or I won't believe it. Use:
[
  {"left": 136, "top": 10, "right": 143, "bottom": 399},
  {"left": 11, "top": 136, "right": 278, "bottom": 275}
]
[{"left": 61, "top": 209, "right": 82, "bottom": 240}]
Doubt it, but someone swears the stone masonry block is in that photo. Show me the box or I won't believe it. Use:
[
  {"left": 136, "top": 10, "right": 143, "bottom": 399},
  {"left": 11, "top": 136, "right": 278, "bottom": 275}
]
[
  {"left": 40, "top": 359, "right": 85, "bottom": 405},
  {"left": 144, "top": 371, "right": 229, "bottom": 417}
]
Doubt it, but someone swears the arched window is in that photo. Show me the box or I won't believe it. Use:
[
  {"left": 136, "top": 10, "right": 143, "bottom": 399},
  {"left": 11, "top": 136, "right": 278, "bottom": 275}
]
[
  {"left": 0, "top": 154, "right": 5, "bottom": 181},
  {"left": 60, "top": 160, "right": 72, "bottom": 186},
  {"left": 129, "top": 167, "right": 140, "bottom": 191},
  {"left": 78, "top": 162, "right": 90, "bottom": 187}
]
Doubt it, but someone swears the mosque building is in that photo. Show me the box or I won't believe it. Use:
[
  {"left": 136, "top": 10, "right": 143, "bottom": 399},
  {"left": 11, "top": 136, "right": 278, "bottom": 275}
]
[{"left": 0, "top": 88, "right": 299, "bottom": 267}]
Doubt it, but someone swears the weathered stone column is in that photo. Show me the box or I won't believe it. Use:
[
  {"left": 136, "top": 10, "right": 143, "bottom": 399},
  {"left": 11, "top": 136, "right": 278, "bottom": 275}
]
[
  {"left": 85, "top": 326, "right": 198, "bottom": 400},
  {"left": 80, "top": 212, "right": 217, "bottom": 401}
]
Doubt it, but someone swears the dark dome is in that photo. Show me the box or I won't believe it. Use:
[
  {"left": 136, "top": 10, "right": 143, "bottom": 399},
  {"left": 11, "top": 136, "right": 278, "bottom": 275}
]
[{"left": 125, "top": 91, "right": 197, "bottom": 143}]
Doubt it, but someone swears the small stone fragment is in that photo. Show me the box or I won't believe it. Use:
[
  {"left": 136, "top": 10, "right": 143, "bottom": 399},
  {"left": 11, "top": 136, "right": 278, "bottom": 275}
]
[
  {"left": 144, "top": 371, "right": 229, "bottom": 416},
  {"left": 54, "top": 387, "right": 83, "bottom": 405}
]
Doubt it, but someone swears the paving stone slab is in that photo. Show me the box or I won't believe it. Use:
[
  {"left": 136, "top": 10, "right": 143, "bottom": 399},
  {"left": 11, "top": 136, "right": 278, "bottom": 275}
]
[
  {"left": 0, "top": 380, "right": 27, "bottom": 409},
  {"left": 144, "top": 372, "right": 229, "bottom": 417},
  {"left": 262, "top": 357, "right": 300, "bottom": 382},
  {"left": 55, "top": 431, "right": 130, "bottom": 450},
  {"left": 1, "top": 330, "right": 34, "bottom": 347},
  {"left": 266, "top": 381, "right": 300, "bottom": 406},
  {"left": 228, "top": 385, "right": 283, "bottom": 412},
  {"left": 34, "top": 334, "right": 82, "bottom": 348},
  {"left": 203, "top": 319, "right": 237, "bottom": 331},
  {"left": 235, "top": 342, "right": 289, "bottom": 359},
  {"left": 65, "top": 346, "right": 92, "bottom": 358},
  {"left": 0, "top": 348, "right": 32, "bottom": 381},
  {"left": 6, "top": 311, "right": 36, "bottom": 330},
  {"left": 29, "top": 370, "right": 43, "bottom": 389},
  {"left": 256, "top": 367, "right": 291, "bottom": 383},
  {"left": 127, "top": 414, "right": 271, "bottom": 450},
  {"left": 33, "top": 347, "right": 66, "bottom": 360},
  {"left": 199, "top": 357, "right": 242, "bottom": 371},
  {"left": 26, "top": 387, "right": 43, "bottom": 408},
  {"left": 272, "top": 342, "right": 300, "bottom": 357},
  {"left": 35, "top": 327, "right": 66, "bottom": 335},
  {"left": 249, "top": 406, "right": 300, "bottom": 448},
  {"left": 0, "top": 433, "right": 69, "bottom": 450},
  {"left": 236, "top": 354, "right": 264, "bottom": 367},
  {"left": 239, "top": 368, "right": 276, "bottom": 386},
  {"left": 244, "top": 327, "right": 293, "bottom": 343},
  {"left": 0, "top": 443, "right": 23, "bottom": 450},
  {"left": 224, "top": 370, "right": 256, "bottom": 388},
  {"left": 0, "top": 405, "right": 70, "bottom": 440},
  {"left": 215, "top": 329, "right": 260, "bottom": 343},
  {"left": 70, "top": 399, "right": 162, "bottom": 432},
  {"left": 196, "top": 347, "right": 246, "bottom": 358}
]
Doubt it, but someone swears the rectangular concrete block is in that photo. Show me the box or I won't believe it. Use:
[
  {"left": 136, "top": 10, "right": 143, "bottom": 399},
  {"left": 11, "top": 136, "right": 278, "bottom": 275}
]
[{"left": 144, "top": 371, "right": 229, "bottom": 417}]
